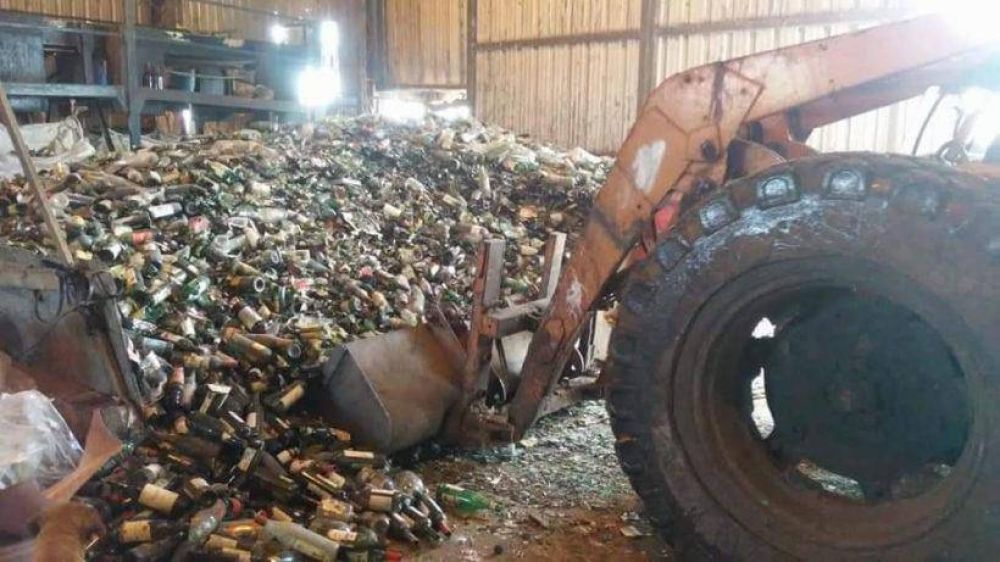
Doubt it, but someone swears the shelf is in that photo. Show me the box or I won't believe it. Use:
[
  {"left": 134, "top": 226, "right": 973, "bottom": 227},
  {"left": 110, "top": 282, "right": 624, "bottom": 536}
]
[
  {"left": 4, "top": 83, "right": 123, "bottom": 103},
  {"left": 135, "top": 26, "right": 310, "bottom": 62},
  {"left": 138, "top": 88, "right": 304, "bottom": 113}
]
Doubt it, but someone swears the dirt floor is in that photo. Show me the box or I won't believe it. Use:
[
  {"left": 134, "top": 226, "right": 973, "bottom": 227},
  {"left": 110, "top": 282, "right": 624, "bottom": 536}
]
[{"left": 403, "top": 401, "right": 673, "bottom": 561}]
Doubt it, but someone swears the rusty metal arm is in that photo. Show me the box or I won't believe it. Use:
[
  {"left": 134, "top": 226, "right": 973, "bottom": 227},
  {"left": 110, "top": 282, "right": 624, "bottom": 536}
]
[{"left": 508, "top": 14, "right": 998, "bottom": 437}]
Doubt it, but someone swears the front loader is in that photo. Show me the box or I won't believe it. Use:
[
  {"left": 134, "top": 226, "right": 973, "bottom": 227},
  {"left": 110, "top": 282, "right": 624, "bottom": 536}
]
[{"left": 321, "top": 13, "right": 1000, "bottom": 559}]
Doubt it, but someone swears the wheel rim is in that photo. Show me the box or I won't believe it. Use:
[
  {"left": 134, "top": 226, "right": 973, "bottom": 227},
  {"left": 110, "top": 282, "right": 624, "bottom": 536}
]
[{"left": 671, "top": 256, "right": 985, "bottom": 551}]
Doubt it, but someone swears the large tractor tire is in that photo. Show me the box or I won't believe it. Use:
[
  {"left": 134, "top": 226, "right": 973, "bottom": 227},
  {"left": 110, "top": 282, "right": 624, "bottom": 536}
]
[{"left": 605, "top": 154, "right": 1000, "bottom": 560}]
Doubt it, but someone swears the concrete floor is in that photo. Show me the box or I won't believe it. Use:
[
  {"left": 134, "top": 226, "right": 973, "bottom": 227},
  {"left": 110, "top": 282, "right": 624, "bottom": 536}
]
[{"left": 404, "top": 401, "right": 672, "bottom": 561}]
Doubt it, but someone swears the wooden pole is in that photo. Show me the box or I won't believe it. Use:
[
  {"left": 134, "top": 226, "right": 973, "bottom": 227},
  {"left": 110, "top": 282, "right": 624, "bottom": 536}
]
[
  {"left": 636, "top": 0, "right": 659, "bottom": 109},
  {"left": 466, "top": 0, "right": 477, "bottom": 117},
  {"left": 0, "top": 82, "right": 74, "bottom": 266}
]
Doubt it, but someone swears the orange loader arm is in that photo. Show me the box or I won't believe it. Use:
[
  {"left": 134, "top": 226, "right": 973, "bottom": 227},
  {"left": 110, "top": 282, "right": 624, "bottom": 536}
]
[{"left": 508, "top": 14, "right": 999, "bottom": 437}]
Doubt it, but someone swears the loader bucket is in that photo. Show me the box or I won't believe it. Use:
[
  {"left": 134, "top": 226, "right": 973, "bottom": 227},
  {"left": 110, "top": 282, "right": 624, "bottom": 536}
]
[{"left": 312, "top": 324, "right": 462, "bottom": 453}]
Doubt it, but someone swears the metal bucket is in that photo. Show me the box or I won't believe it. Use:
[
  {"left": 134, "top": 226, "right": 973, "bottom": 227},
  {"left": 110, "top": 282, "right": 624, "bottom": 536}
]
[{"left": 312, "top": 325, "right": 462, "bottom": 453}]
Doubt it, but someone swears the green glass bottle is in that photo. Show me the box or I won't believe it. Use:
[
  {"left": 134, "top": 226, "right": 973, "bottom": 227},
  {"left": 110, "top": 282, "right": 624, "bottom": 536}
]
[{"left": 436, "top": 483, "right": 491, "bottom": 516}]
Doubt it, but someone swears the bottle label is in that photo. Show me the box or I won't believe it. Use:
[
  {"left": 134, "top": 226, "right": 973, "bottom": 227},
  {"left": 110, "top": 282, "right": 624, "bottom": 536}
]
[
  {"left": 326, "top": 529, "right": 357, "bottom": 544},
  {"left": 119, "top": 520, "right": 153, "bottom": 543},
  {"left": 279, "top": 384, "right": 305, "bottom": 408},
  {"left": 237, "top": 447, "right": 257, "bottom": 472},
  {"left": 276, "top": 449, "right": 295, "bottom": 464},
  {"left": 246, "top": 412, "right": 258, "bottom": 429},
  {"left": 139, "top": 484, "right": 179, "bottom": 513},
  {"left": 368, "top": 492, "right": 394, "bottom": 512},
  {"left": 324, "top": 470, "right": 346, "bottom": 489},
  {"left": 318, "top": 498, "right": 352, "bottom": 521},
  {"left": 343, "top": 450, "right": 375, "bottom": 460},
  {"left": 290, "top": 538, "right": 338, "bottom": 561}
]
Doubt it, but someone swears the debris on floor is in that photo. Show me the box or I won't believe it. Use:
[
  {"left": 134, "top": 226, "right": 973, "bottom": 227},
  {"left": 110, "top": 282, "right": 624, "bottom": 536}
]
[
  {"left": 403, "top": 402, "right": 670, "bottom": 561},
  {"left": 0, "top": 117, "right": 626, "bottom": 560}
]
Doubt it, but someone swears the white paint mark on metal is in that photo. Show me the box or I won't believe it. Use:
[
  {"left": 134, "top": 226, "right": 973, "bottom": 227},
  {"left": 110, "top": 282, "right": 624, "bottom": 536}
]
[
  {"left": 631, "top": 140, "right": 667, "bottom": 194},
  {"left": 566, "top": 275, "right": 584, "bottom": 318}
]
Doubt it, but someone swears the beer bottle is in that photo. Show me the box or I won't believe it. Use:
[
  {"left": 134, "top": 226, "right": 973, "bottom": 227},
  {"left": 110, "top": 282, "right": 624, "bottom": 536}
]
[
  {"left": 263, "top": 380, "right": 305, "bottom": 414},
  {"left": 262, "top": 520, "right": 341, "bottom": 562},
  {"left": 113, "top": 481, "right": 191, "bottom": 516},
  {"left": 115, "top": 519, "right": 184, "bottom": 544},
  {"left": 222, "top": 327, "right": 272, "bottom": 364},
  {"left": 315, "top": 497, "right": 353, "bottom": 522},
  {"left": 395, "top": 470, "right": 450, "bottom": 535},
  {"left": 187, "top": 497, "right": 242, "bottom": 545},
  {"left": 354, "top": 487, "right": 399, "bottom": 513},
  {"left": 332, "top": 449, "right": 385, "bottom": 470},
  {"left": 246, "top": 392, "right": 265, "bottom": 433},
  {"left": 355, "top": 512, "right": 390, "bottom": 541},
  {"left": 232, "top": 299, "right": 266, "bottom": 333},
  {"left": 162, "top": 366, "right": 186, "bottom": 413},
  {"left": 156, "top": 431, "right": 222, "bottom": 464},
  {"left": 436, "top": 483, "right": 491, "bottom": 516},
  {"left": 386, "top": 512, "right": 419, "bottom": 545},
  {"left": 124, "top": 534, "right": 183, "bottom": 562},
  {"left": 326, "top": 526, "right": 383, "bottom": 551},
  {"left": 228, "top": 275, "right": 266, "bottom": 294}
]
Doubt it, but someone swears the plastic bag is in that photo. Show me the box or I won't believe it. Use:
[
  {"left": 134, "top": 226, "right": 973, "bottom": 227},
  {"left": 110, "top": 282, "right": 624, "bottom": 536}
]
[
  {"left": 0, "top": 390, "right": 83, "bottom": 490},
  {"left": 0, "top": 116, "right": 96, "bottom": 179}
]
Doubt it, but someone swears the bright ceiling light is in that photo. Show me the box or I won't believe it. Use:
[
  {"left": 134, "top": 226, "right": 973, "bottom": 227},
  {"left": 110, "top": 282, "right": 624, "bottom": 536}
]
[{"left": 269, "top": 23, "right": 289, "bottom": 45}]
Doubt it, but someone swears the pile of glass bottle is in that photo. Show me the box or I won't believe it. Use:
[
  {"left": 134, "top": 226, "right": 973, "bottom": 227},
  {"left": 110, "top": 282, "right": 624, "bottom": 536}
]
[{"left": 0, "top": 116, "right": 607, "bottom": 560}]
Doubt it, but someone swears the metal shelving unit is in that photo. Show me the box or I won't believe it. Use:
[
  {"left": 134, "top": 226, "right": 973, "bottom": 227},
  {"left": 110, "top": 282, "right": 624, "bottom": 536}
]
[{"left": 0, "top": 1, "right": 361, "bottom": 147}]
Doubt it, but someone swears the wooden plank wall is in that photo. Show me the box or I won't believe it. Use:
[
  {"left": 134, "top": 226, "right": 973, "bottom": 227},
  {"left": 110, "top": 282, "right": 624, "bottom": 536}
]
[
  {"left": 472, "top": 0, "right": 923, "bottom": 154},
  {"left": 0, "top": 0, "right": 122, "bottom": 22},
  {"left": 475, "top": 0, "right": 643, "bottom": 154},
  {"left": 384, "top": 0, "right": 466, "bottom": 88},
  {"left": 654, "top": 0, "right": 920, "bottom": 154}
]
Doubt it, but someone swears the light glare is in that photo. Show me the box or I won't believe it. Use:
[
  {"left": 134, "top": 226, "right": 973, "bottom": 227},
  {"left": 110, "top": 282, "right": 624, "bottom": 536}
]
[
  {"left": 434, "top": 105, "right": 471, "bottom": 121},
  {"left": 297, "top": 65, "right": 340, "bottom": 108},
  {"left": 378, "top": 99, "right": 427, "bottom": 122},
  {"left": 269, "top": 23, "right": 289, "bottom": 45},
  {"left": 319, "top": 21, "right": 340, "bottom": 57},
  {"left": 917, "top": 0, "right": 1000, "bottom": 42}
]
